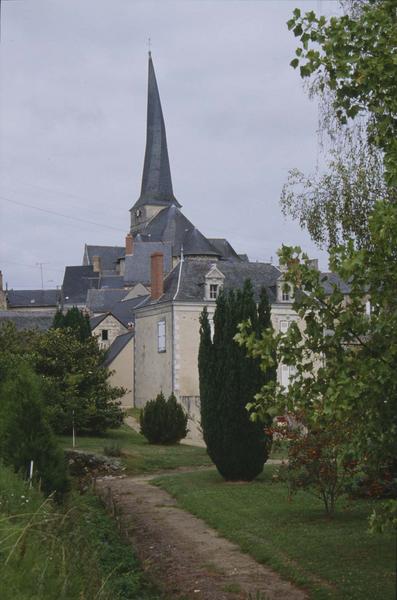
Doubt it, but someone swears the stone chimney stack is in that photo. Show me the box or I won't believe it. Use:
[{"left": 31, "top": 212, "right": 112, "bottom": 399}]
[
  {"left": 0, "top": 271, "right": 3, "bottom": 291},
  {"left": 92, "top": 255, "right": 101, "bottom": 273},
  {"left": 150, "top": 252, "right": 164, "bottom": 300},
  {"left": 125, "top": 233, "right": 134, "bottom": 256}
]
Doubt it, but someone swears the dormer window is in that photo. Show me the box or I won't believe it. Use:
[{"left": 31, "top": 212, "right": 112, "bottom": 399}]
[
  {"left": 204, "top": 264, "right": 225, "bottom": 302},
  {"left": 277, "top": 278, "right": 293, "bottom": 303},
  {"left": 210, "top": 284, "right": 219, "bottom": 299},
  {"left": 282, "top": 286, "right": 290, "bottom": 302}
]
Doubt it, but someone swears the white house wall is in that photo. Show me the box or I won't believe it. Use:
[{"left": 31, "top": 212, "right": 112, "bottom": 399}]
[
  {"left": 108, "top": 339, "right": 134, "bottom": 409},
  {"left": 134, "top": 303, "right": 173, "bottom": 407}
]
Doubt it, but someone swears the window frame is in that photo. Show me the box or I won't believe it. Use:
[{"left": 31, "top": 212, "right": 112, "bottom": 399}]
[
  {"left": 157, "top": 319, "right": 166, "bottom": 353},
  {"left": 209, "top": 284, "right": 218, "bottom": 300}
]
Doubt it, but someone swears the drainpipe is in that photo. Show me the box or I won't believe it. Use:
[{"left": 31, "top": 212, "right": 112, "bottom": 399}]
[{"left": 172, "top": 248, "right": 184, "bottom": 395}]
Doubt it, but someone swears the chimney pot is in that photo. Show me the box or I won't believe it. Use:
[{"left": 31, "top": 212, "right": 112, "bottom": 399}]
[
  {"left": 126, "top": 233, "right": 134, "bottom": 256},
  {"left": 151, "top": 252, "right": 164, "bottom": 300}
]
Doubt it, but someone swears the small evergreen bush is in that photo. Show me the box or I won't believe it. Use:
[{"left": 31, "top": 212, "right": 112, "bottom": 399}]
[{"left": 139, "top": 392, "right": 188, "bottom": 444}]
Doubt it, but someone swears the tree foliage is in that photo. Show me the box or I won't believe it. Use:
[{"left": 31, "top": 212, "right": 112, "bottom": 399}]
[
  {"left": 237, "top": 200, "right": 397, "bottom": 473},
  {"left": 52, "top": 307, "right": 91, "bottom": 341},
  {"left": 274, "top": 423, "right": 358, "bottom": 516},
  {"left": 199, "top": 281, "right": 273, "bottom": 481},
  {"left": 34, "top": 328, "right": 124, "bottom": 435},
  {"left": 281, "top": 126, "right": 389, "bottom": 249},
  {"left": 0, "top": 363, "right": 70, "bottom": 499},
  {"left": 0, "top": 322, "right": 124, "bottom": 436},
  {"left": 288, "top": 1, "right": 397, "bottom": 187},
  {"left": 281, "top": 0, "right": 397, "bottom": 249}
]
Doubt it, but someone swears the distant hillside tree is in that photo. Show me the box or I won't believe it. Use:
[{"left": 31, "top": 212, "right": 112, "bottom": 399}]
[
  {"left": 53, "top": 307, "right": 91, "bottom": 341},
  {"left": 199, "top": 280, "right": 273, "bottom": 481}
]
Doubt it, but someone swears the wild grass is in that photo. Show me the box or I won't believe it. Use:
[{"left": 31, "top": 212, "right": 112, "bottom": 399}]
[
  {"left": 153, "top": 466, "right": 396, "bottom": 600},
  {"left": 0, "top": 464, "right": 162, "bottom": 600}
]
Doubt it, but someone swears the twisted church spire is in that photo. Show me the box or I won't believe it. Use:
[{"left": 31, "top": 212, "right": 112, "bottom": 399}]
[{"left": 135, "top": 53, "right": 180, "bottom": 208}]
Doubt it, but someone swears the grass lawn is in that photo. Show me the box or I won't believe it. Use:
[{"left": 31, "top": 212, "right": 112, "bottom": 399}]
[
  {"left": 57, "top": 424, "right": 212, "bottom": 475},
  {"left": 153, "top": 467, "right": 396, "bottom": 600}
]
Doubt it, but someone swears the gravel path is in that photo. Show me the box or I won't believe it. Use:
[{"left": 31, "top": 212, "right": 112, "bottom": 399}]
[{"left": 95, "top": 472, "right": 308, "bottom": 600}]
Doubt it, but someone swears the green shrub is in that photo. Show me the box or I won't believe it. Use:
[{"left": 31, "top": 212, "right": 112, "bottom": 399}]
[
  {"left": 104, "top": 443, "right": 122, "bottom": 457},
  {"left": 139, "top": 392, "right": 188, "bottom": 445},
  {"left": 0, "top": 363, "right": 70, "bottom": 500}
]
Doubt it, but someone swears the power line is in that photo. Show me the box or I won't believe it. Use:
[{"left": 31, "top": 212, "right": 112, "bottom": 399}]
[{"left": 0, "top": 194, "right": 126, "bottom": 233}]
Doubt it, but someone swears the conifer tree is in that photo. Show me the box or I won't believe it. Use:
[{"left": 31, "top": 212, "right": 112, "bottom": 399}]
[
  {"left": 199, "top": 280, "right": 273, "bottom": 481},
  {"left": 52, "top": 307, "right": 91, "bottom": 342}
]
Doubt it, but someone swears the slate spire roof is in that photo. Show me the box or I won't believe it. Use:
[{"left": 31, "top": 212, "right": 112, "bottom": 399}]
[{"left": 133, "top": 53, "right": 181, "bottom": 209}]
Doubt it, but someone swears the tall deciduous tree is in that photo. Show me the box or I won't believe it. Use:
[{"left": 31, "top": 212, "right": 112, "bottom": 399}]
[
  {"left": 281, "top": 0, "right": 397, "bottom": 249},
  {"left": 237, "top": 200, "right": 397, "bottom": 475},
  {"left": 199, "top": 281, "right": 273, "bottom": 481}
]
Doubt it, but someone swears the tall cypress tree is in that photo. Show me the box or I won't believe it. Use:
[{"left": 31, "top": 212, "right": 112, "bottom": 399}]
[{"left": 199, "top": 280, "right": 273, "bottom": 481}]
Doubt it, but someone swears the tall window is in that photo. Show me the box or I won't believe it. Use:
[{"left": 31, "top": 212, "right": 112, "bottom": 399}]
[
  {"left": 101, "top": 329, "right": 108, "bottom": 341},
  {"left": 157, "top": 320, "right": 166, "bottom": 353},
  {"left": 209, "top": 284, "right": 218, "bottom": 299},
  {"left": 282, "top": 285, "right": 290, "bottom": 301}
]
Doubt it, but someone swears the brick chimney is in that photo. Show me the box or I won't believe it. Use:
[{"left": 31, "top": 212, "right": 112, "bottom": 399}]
[
  {"left": 0, "top": 270, "right": 3, "bottom": 291},
  {"left": 125, "top": 232, "right": 134, "bottom": 256},
  {"left": 151, "top": 252, "right": 164, "bottom": 300},
  {"left": 92, "top": 255, "right": 101, "bottom": 273}
]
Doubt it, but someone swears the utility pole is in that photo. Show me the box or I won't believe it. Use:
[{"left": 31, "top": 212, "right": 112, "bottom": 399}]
[{"left": 36, "top": 262, "right": 48, "bottom": 289}]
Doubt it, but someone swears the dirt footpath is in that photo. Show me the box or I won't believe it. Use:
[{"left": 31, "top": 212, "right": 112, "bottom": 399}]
[{"left": 95, "top": 473, "right": 308, "bottom": 600}]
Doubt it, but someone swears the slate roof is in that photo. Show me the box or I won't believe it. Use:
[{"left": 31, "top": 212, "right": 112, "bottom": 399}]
[
  {"left": 62, "top": 266, "right": 99, "bottom": 305},
  {"left": 103, "top": 332, "right": 134, "bottom": 367},
  {"left": 138, "top": 205, "right": 220, "bottom": 258},
  {"left": 7, "top": 289, "right": 60, "bottom": 308},
  {"left": 320, "top": 272, "right": 351, "bottom": 295},
  {"left": 84, "top": 245, "right": 125, "bottom": 271},
  {"left": 157, "top": 259, "right": 280, "bottom": 304},
  {"left": 132, "top": 54, "right": 181, "bottom": 210},
  {"left": 123, "top": 241, "right": 173, "bottom": 284},
  {"left": 86, "top": 288, "right": 129, "bottom": 314},
  {"left": 90, "top": 313, "right": 107, "bottom": 330},
  {"left": 0, "top": 310, "right": 54, "bottom": 331},
  {"left": 100, "top": 276, "right": 124, "bottom": 288},
  {"left": 111, "top": 295, "right": 150, "bottom": 326},
  {"left": 208, "top": 238, "right": 244, "bottom": 262}
]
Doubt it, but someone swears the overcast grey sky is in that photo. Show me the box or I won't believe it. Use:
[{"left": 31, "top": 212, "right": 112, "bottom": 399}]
[{"left": 0, "top": 0, "right": 339, "bottom": 290}]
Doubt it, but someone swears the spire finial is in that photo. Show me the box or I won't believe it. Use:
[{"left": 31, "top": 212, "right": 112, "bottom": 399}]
[{"left": 148, "top": 37, "right": 151, "bottom": 57}]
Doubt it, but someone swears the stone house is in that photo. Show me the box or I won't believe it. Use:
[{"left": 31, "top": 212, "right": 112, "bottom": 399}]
[{"left": 103, "top": 332, "right": 134, "bottom": 410}]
